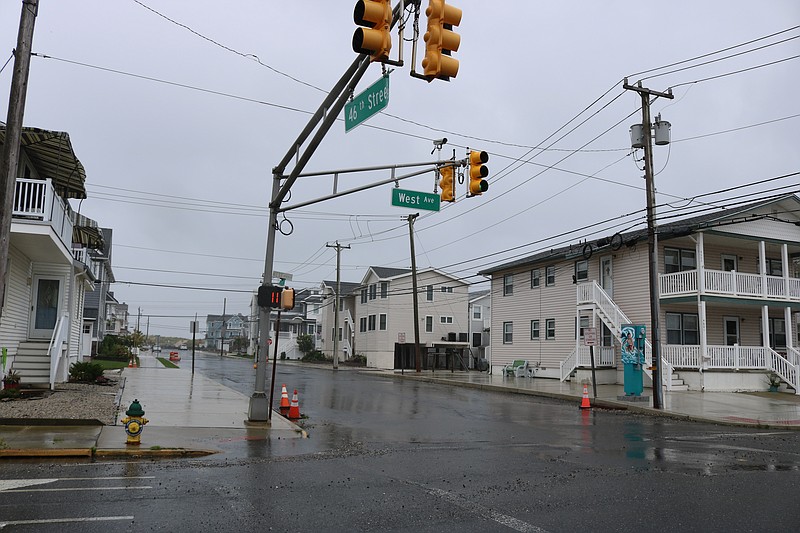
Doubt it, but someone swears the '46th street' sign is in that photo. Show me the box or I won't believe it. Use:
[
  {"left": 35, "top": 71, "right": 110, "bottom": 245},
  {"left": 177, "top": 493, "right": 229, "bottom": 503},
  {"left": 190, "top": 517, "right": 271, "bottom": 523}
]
[
  {"left": 345, "top": 76, "right": 389, "bottom": 132},
  {"left": 391, "top": 188, "right": 440, "bottom": 212}
]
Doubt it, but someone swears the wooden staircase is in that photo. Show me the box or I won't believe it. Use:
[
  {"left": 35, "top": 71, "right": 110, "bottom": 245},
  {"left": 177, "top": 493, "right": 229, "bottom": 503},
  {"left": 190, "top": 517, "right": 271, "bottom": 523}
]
[{"left": 13, "top": 341, "right": 51, "bottom": 388}]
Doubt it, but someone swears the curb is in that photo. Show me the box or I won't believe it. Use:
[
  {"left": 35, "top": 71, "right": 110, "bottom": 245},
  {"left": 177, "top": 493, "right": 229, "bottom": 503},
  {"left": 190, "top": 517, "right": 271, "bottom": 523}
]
[
  {"left": 0, "top": 418, "right": 104, "bottom": 426},
  {"left": 0, "top": 447, "right": 217, "bottom": 460}
]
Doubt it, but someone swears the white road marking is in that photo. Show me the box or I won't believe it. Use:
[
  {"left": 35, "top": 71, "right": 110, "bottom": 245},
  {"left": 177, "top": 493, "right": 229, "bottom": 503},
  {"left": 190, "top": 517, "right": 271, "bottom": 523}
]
[
  {"left": 0, "top": 479, "right": 57, "bottom": 491},
  {"left": 0, "top": 516, "right": 134, "bottom": 526},
  {"left": 410, "top": 481, "right": 550, "bottom": 533},
  {"left": 3, "top": 486, "right": 152, "bottom": 493}
]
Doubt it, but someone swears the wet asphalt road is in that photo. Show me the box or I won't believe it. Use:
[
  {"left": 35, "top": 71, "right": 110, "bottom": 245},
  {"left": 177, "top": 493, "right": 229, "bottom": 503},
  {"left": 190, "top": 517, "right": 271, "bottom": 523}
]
[{"left": 3, "top": 351, "right": 800, "bottom": 531}]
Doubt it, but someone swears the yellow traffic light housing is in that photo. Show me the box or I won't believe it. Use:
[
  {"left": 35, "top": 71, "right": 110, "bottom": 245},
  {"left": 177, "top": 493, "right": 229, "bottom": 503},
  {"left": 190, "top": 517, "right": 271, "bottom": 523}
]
[
  {"left": 281, "top": 288, "right": 296, "bottom": 311},
  {"left": 468, "top": 150, "right": 489, "bottom": 196},
  {"left": 439, "top": 164, "right": 455, "bottom": 202},
  {"left": 422, "top": 0, "right": 462, "bottom": 80},
  {"left": 352, "top": 0, "right": 392, "bottom": 62}
]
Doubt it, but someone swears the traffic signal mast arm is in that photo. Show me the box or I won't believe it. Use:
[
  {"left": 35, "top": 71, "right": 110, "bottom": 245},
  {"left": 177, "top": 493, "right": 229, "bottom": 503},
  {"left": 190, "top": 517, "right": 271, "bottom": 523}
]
[{"left": 272, "top": 158, "right": 466, "bottom": 212}]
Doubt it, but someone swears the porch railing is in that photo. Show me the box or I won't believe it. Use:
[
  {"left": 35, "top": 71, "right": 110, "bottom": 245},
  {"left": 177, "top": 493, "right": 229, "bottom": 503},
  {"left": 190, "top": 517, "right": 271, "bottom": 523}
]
[
  {"left": 560, "top": 349, "right": 578, "bottom": 381},
  {"left": 660, "top": 268, "right": 800, "bottom": 302},
  {"left": 48, "top": 312, "right": 69, "bottom": 390},
  {"left": 13, "top": 178, "right": 74, "bottom": 249},
  {"left": 576, "top": 345, "right": 615, "bottom": 367}
]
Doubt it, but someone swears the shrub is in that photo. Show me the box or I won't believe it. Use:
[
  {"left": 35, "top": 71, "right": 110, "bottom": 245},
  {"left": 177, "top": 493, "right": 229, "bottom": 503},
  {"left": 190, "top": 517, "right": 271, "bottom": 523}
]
[
  {"left": 69, "top": 361, "right": 105, "bottom": 383},
  {"left": 346, "top": 353, "right": 367, "bottom": 366},
  {"left": 302, "top": 350, "right": 328, "bottom": 363}
]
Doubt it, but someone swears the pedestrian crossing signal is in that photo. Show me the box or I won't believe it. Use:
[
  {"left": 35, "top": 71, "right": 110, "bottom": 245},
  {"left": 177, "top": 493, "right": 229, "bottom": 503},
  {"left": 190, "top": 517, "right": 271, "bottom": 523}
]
[{"left": 258, "top": 285, "right": 283, "bottom": 309}]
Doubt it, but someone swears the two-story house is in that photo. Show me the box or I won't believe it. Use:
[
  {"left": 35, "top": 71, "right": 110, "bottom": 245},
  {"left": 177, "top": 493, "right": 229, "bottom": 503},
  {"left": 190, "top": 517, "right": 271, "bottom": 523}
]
[
  {"left": 319, "top": 280, "right": 360, "bottom": 362},
  {"left": 81, "top": 227, "right": 115, "bottom": 356},
  {"left": 480, "top": 194, "right": 800, "bottom": 394},
  {"left": 1, "top": 126, "right": 105, "bottom": 387},
  {"left": 350, "top": 266, "right": 471, "bottom": 369},
  {"left": 205, "top": 313, "right": 248, "bottom": 352}
]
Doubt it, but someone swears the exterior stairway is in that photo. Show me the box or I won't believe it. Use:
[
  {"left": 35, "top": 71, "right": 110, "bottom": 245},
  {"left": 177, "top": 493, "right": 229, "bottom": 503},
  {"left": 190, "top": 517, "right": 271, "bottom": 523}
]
[{"left": 12, "top": 341, "right": 51, "bottom": 388}]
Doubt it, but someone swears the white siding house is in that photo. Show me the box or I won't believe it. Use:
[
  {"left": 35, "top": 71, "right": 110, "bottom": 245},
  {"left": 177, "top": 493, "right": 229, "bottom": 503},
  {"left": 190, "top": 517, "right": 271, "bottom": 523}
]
[
  {"left": 481, "top": 195, "right": 800, "bottom": 393},
  {"left": 1, "top": 126, "right": 106, "bottom": 388}
]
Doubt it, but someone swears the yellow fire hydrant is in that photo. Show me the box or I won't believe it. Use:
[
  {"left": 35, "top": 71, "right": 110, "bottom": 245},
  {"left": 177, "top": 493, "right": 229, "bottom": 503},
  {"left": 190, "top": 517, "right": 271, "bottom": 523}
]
[{"left": 120, "top": 399, "right": 148, "bottom": 445}]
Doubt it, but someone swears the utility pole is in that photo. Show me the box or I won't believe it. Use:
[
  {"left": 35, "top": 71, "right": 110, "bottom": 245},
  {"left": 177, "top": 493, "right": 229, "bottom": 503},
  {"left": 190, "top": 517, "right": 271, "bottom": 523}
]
[
  {"left": 136, "top": 307, "right": 141, "bottom": 333},
  {"left": 623, "top": 79, "right": 673, "bottom": 410},
  {"left": 145, "top": 316, "right": 150, "bottom": 345},
  {"left": 0, "top": 0, "right": 38, "bottom": 322},
  {"left": 326, "top": 241, "right": 351, "bottom": 370},
  {"left": 220, "top": 297, "right": 227, "bottom": 357},
  {"left": 407, "top": 214, "right": 422, "bottom": 372}
]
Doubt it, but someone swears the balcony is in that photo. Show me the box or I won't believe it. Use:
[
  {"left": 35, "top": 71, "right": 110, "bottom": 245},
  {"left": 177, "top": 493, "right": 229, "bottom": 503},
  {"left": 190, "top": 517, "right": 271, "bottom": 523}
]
[
  {"left": 660, "top": 268, "right": 800, "bottom": 303},
  {"left": 12, "top": 178, "right": 74, "bottom": 252}
]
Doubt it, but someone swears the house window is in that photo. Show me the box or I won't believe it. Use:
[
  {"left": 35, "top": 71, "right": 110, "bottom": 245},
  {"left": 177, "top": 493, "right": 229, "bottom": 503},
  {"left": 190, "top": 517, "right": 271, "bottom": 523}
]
[
  {"left": 368, "top": 315, "right": 376, "bottom": 331},
  {"left": 546, "top": 265, "right": 556, "bottom": 286},
  {"left": 425, "top": 315, "right": 433, "bottom": 333},
  {"left": 338, "top": 328, "right": 343, "bottom": 341},
  {"left": 576, "top": 316, "right": 589, "bottom": 339},
  {"left": 359, "top": 317, "right": 367, "bottom": 333},
  {"left": 545, "top": 319, "right": 555, "bottom": 339},
  {"left": 339, "top": 298, "right": 344, "bottom": 312},
  {"left": 503, "top": 274, "right": 513, "bottom": 296},
  {"left": 768, "top": 318, "right": 786, "bottom": 349},
  {"left": 361, "top": 289, "right": 367, "bottom": 304},
  {"left": 575, "top": 260, "right": 588, "bottom": 282},
  {"left": 531, "top": 320, "right": 540, "bottom": 340},
  {"left": 440, "top": 316, "right": 453, "bottom": 324},
  {"left": 426, "top": 285, "right": 434, "bottom": 301},
  {"left": 664, "top": 248, "right": 696, "bottom": 274},
  {"left": 440, "top": 286, "right": 453, "bottom": 293},
  {"left": 602, "top": 324, "right": 613, "bottom": 347},
  {"left": 379, "top": 314, "right": 387, "bottom": 330},
  {"left": 531, "top": 269, "right": 540, "bottom": 288},
  {"left": 503, "top": 322, "right": 513, "bottom": 344},
  {"left": 472, "top": 305, "right": 482, "bottom": 320},
  {"left": 380, "top": 281, "right": 389, "bottom": 298},
  {"left": 765, "top": 259, "right": 783, "bottom": 276},
  {"left": 472, "top": 332, "right": 482, "bottom": 347},
  {"left": 666, "top": 312, "right": 699, "bottom": 345},
  {"left": 369, "top": 284, "right": 377, "bottom": 300}
]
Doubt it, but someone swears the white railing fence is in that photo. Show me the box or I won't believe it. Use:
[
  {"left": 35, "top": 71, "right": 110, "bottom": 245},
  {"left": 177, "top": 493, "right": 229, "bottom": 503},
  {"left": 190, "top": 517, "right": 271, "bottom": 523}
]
[
  {"left": 14, "top": 178, "right": 73, "bottom": 249},
  {"left": 560, "top": 349, "right": 577, "bottom": 382},
  {"left": 48, "top": 312, "right": 69, "bottom": 390},
  {"left": 768, "top": 348, "right": 800, "bottom": 393},
  {"left": 660, "top": 268, "right": 800, "bottom": 302}
]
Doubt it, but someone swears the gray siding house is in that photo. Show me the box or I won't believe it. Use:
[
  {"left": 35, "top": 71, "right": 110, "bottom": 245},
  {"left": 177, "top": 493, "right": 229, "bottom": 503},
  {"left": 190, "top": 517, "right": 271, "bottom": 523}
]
[{"left": 480, "top": 195, "right": 800, "bottom": 393}]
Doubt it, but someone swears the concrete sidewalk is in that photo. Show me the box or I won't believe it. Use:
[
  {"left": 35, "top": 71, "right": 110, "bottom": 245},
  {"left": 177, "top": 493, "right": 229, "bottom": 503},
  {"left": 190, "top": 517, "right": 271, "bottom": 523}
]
[
  {"left": 391, "top": 369, "right": 800, "bottom": 428},
  {"left": 0, "top": 353, "right": 306, "bottom": 459},
  {"left": 4, "top": 359, "right": 800, "bottom": 460}
]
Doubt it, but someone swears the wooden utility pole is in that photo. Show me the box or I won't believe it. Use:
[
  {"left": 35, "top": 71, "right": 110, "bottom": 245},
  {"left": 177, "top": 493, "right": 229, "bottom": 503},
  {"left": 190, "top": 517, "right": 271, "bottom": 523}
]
[
  {"left": 326, "top": 241, "right": 350, "bottom": 370},
  {"left": 0, "top": 0, "right": 38, "bottom": 322},
  {"left": 407, "top": 214, "right": 422, "bottom": 372},
  {"left": 220, "top": 297, "right": 227, "bottom": 357},
  {"left": 623, "top": 79, "right": 673, "bottom": 410}
]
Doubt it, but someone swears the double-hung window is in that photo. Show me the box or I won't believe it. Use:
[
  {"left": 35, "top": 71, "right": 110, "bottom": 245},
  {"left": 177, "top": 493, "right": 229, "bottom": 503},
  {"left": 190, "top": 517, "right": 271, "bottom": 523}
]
[
  {"left": 503, "top": 274, "right": 513, "bottom": 296},
  {"left": 503, "top": 322, "right": 513, "bottom": 344}
]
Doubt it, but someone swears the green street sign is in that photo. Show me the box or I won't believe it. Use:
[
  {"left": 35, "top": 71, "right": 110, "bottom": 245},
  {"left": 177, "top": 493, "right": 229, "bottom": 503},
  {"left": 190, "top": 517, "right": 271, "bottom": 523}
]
[
  {"left": 391, "top": 188, "right": 440, "bottom": 212},
  {"left": 345, "top": 76, "right": 389, "bottom": 132}
]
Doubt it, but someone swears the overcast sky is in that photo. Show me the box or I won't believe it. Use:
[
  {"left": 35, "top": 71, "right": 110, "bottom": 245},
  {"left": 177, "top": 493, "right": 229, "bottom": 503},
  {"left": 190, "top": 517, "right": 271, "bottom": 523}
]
[{"left": 1, "top": 1, "right": 798, "bottom": 338}]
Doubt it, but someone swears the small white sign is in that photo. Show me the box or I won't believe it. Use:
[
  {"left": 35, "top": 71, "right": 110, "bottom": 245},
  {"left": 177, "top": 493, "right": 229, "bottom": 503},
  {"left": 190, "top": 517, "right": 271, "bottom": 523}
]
[
  {"left": 272, "top": 271, "right": 293, "bottom": 281},
  {"left": 584, "top": 327, "right": 597, "bottom": 346}
]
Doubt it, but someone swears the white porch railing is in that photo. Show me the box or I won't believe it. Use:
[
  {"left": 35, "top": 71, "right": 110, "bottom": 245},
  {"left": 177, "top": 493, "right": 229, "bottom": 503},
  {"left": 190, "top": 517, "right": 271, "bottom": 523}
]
[
  {"left": 576, "top": 345, "right": 615, "bottom": 367},
  {"left": 660, "top": 268, "right": 800, "bottom": 302},
  {"left": 13, "top": 178, "right": 73, "bottom": 249},
  {"left": 663, "top": 344, "right": 799, "bottom": 393},
  {"left": 48, "top": 313, "right": 69, "bottom": 390},
  {"left": 560, "top": 349, "right": 577, "bottom": 381}
]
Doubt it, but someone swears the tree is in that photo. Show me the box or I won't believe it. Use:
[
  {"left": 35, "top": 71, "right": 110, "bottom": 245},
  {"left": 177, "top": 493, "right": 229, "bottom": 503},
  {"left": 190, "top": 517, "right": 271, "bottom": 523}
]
[
  {"left": 297, "top": 334, "right": 315, "bottom": 356},
  {"left": 230, "top": 336, "right": 248, "bottom": 354}
]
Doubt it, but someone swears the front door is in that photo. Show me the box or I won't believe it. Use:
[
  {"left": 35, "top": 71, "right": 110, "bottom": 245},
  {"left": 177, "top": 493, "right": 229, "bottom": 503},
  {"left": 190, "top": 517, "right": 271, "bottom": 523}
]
[
  {"left": 723, "top": 317, "right": 740, "bottom": 346},
  {"left": 600, "top": 256, "right": 613, "bottom": 298},
  {"left": 30, "top": 276, "right": 62, "bottom": 339}
]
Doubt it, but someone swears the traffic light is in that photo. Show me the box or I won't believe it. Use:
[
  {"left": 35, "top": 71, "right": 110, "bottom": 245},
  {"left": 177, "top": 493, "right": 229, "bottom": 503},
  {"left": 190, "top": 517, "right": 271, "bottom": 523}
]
[
  {"left": 280, "top": 288, "right": 296, "bottom": 311},
  {"left": 352, "top": 0, "right": 392, "bottom": 62},
  {"left": 468, "top": 150, "right": 489, "bottom": 196},
  {"left": 257, "top": 284, "right": 283, "bottom": 309},
  {"left": 422, "top": 0, "right": 462, "bottom": 80},
  {"left": 439, "top": 164, "right": 455, "bottom": 202}
]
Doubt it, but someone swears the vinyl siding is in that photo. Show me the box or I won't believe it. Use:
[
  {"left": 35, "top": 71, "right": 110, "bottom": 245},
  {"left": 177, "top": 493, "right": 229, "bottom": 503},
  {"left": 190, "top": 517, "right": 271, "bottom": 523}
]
[{"left": 0, "top": 246, "right": 33, "bottom": 357}]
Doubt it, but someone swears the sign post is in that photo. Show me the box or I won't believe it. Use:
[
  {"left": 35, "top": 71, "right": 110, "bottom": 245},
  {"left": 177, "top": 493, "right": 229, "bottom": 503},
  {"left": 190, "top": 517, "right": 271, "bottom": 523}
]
[
  {"left": 584, "top": 327, "right": 598, "bottom": 399},
  {"left": 190, "top": 321, "right": 198, "bottom": 374}
]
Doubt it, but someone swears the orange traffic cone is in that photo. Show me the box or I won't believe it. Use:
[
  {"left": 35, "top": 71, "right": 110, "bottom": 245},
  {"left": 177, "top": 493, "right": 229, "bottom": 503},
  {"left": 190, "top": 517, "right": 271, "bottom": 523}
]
[
  {"left": 279, "top": 384, "right": 291, "bottom": 416},
  {"left": 580, "top": 383, "right": 591, "bottom": 409},
  {"left": 288, "top": 389, "right": 301, "bottom": 420}
]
